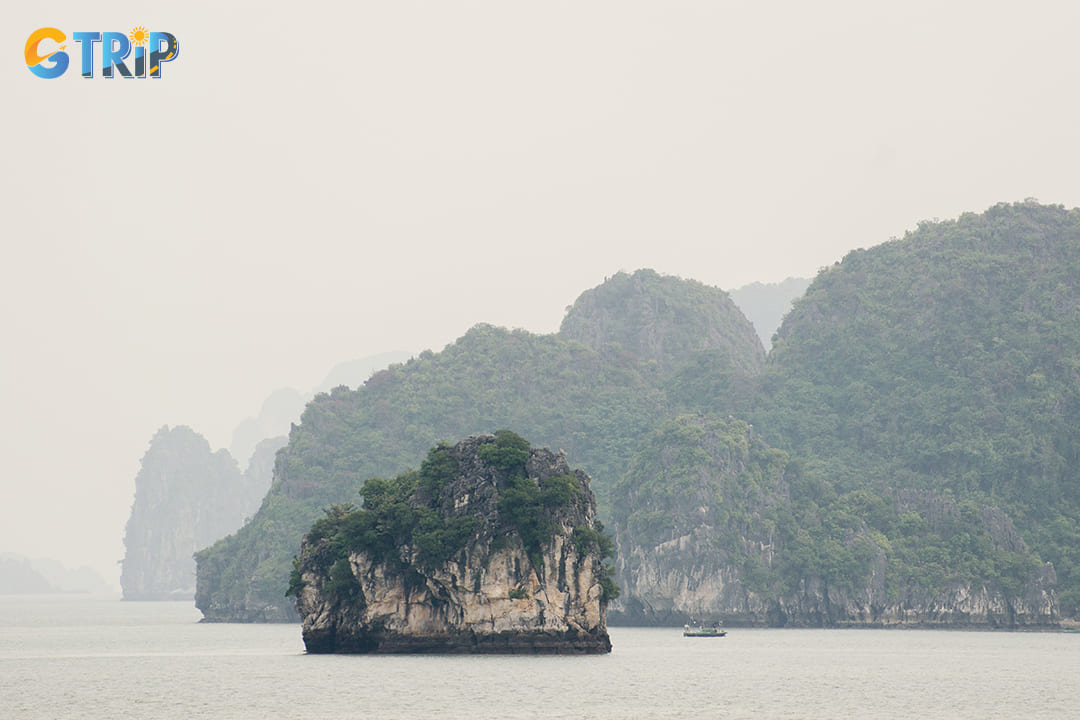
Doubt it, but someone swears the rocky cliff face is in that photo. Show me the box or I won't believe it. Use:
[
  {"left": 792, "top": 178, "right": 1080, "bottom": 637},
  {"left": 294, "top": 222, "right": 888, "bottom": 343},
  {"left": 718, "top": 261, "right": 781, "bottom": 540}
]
[
  {"left": 615, "top": 523, "right": 1057, "bottom": 628},
  {"left": 610, "top": 415, "right": 1059, "bottom": 628},
  {"left": 121, "top": 426, "right": 272, "bottom": 601},
  {"left": 292, "top": 433, "right": 613, "bottom": 653}
]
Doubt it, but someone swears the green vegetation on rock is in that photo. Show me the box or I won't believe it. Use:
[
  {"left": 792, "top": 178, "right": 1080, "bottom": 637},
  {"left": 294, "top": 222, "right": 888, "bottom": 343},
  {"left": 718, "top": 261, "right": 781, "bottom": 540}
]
[
  {"left": 745, "top": 201, "right": 1080, "bottom": 615},
  {"left": 288, "top": 433, "right": 618, "bottom": 605},
  {"left": 295, "top": 445, "right": 479, "bottom": 577},
  {"left": 600, "top": 203, "right": 1078, "bottom": 626}
]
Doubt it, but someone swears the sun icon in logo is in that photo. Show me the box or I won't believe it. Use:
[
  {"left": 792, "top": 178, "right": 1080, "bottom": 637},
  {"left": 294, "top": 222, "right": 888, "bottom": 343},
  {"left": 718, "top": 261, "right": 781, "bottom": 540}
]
[{"left": 129, "top": 26, "right": 149, "bottom": 46}]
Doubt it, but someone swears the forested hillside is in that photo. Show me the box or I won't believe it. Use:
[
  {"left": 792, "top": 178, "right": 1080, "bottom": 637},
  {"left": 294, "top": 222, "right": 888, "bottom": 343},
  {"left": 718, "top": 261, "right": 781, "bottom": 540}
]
[
  {"left": 749, "top": 201, "right": 1080, "bottom": 616},
  {"left": 195, "top": 270, "right": 761, "bottom": 621},
  {"left": 610, "top": 413, "right": 1055, "bottom": 626},
  {"left": 614, "top": 201, "right": 1077, "bottom": 623}
]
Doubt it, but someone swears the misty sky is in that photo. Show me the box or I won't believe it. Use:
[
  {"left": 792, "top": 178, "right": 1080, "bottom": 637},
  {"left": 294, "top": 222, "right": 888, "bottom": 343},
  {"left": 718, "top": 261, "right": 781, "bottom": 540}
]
[{"left": 4, "top": 1, "right": 1080, "bottom": 588}]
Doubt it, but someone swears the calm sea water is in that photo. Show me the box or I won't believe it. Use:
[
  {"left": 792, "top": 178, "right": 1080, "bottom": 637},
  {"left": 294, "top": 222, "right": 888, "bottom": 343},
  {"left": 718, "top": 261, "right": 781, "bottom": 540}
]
[{"left": 1, "top": 596, "right": 1077, "bottom": 719}]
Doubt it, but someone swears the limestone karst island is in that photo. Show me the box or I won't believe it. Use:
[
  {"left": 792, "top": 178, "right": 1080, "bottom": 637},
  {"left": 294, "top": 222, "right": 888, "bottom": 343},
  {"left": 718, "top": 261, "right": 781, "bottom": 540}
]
[
  {"left": 174, "top": 203, "right": 1080, "bottom": 630},
  {"left": 287, "top": 431, "right": 617, "bottom": 653}
]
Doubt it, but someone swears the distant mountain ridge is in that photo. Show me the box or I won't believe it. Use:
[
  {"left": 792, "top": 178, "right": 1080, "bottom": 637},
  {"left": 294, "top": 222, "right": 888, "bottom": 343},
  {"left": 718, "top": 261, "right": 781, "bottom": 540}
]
[
  {"left": 229, "top": 351, "right": 412, "bottom": 468},
  {"left": 119, "top": 352, "right": 412, "bottom": 603},
  {"left": 0, "top": 556, "right": 59, "bottom": 594},
  {"left": 728, "top": 277, "right": 811, "bottom": 349},
  {"left": 0, "top": 553, "right": 111, "bottom": 595}
]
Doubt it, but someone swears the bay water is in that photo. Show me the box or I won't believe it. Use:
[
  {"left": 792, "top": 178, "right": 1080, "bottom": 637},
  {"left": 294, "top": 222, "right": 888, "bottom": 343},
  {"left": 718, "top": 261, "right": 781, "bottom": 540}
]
[{"left": 1, "top": 595, "right": 1077, "bottom": 719}]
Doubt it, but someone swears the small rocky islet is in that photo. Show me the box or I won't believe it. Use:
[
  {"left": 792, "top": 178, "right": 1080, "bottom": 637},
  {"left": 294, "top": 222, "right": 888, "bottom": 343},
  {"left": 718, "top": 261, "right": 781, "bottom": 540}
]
[{"left": 288, "top": 431, "right": 616, "bottom": 653}]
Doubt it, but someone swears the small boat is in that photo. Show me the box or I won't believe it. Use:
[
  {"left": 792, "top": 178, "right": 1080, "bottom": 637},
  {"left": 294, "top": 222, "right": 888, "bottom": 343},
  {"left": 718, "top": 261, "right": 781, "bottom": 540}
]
[{"left": 683, "top": 621, "right": 726, "bottom": 637}]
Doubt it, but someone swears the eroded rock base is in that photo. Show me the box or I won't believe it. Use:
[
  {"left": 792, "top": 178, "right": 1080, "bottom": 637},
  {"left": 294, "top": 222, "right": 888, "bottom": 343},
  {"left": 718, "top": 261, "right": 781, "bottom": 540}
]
[{"left": 303, "top": 628, "right": 612, "bottom": 654}]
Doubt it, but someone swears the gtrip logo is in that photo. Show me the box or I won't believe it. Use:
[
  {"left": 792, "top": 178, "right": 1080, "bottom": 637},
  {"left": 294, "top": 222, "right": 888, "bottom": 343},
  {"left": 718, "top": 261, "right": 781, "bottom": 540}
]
[{"left": 26, "top": 27, "right": 179, "bottom": 79}]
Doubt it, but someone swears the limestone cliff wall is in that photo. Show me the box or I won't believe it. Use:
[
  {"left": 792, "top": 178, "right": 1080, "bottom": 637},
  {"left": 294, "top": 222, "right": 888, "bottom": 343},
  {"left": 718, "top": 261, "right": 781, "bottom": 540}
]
[
  {"left": 122, "top": 426, "right": 278, "bottom": 601},
  {"left": 298, "top": 529, "right": 607, "bottom": 652},
  {"left": 610, "top": 416, "right": 1060, "bottom": 628},
  {"left": 612, "top": 523, "right": 1058, "bottom": 628}
]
